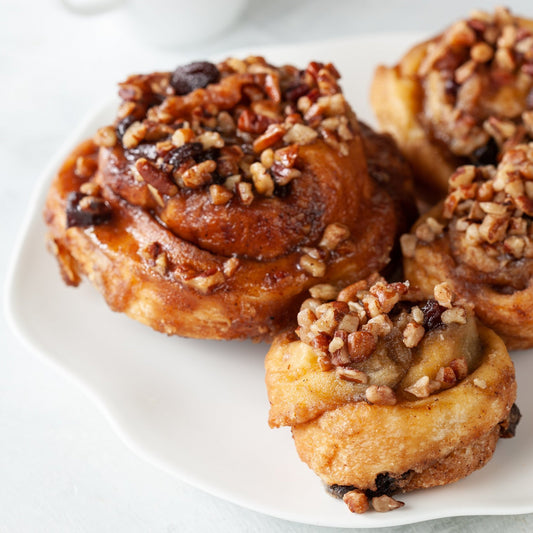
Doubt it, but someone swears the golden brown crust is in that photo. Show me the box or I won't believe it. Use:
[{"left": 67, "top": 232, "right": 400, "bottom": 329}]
[
  {"left": 265, "top": 276, "right": 517, "bottom": 503},
  {"left": 405, "top": 427, "right": 500, "bottom": 492},
  {"left": 291, "top": 325, "right": 514, "bottom": 488},
  {"left": 371, "top": 61, "right": 459, "bottom": 199},
  {"left": 44, "top": 58, "right": 415, "bottom": 341},
  {"left": 268, "top": 322, "right": 515, "bottom": 491},
  {"left": 371, "top": 8, "right": 533, "bottom": 198}
]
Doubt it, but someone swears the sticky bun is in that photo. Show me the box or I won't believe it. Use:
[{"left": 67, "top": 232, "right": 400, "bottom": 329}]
[
  {"left": 403, "top": 143, "right": 533, "bottom": 350},
  {"left": 265, "top": 276, "right": 518, "bottom": 513},
  {"left": 44, "top": 57, "right": 414, "bottom": 340},
  {"left": 371, "top": 7, "right": 533, "bottom": 198}
]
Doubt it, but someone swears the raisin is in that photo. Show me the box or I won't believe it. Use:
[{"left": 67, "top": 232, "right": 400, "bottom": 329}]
[
  {"left": 444, "top": 77, "right": 459, "bottom": 99},
  {"left": 373, "top": 473, "right": 400, "bottom": 496},
  {"left": 116, "top": 115, "right": 137, "bottom": 140},
  {"left": 421, "top": 299, "right": 447, "bottom": 330},
  {"left": 124, "top": 142, "right": 159, "bottom": 162},
  {"left": 365, "top": 472, "right": 412, "bottom": 498},
  {"left": 327, "top": 484, "right": 355, "bottom": 499},
  {"left": 196, "top": 147, "right": 220, "bottom": 163},
  {"left": 500, "top": 403, "right": 521, "bottom": 438},
  {"left": 471, "top": 137, "right": 499, "bottom": 166},
  {"left": 66, "top": 192, "right": 112, "bottom": 228},
  {"left": 164, "top": 142, "right": 204, "bottom": 167},
  {"left": 170, "top": 61, "right": 220, "bottom": 95},
  {"left": 326, "top": 471, "right": 413, "bottom": 500}
]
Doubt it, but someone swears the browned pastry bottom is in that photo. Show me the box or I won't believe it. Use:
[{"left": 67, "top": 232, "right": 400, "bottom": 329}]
[{"left": 326, "top": 420, "right": 517, "bottom": 499}]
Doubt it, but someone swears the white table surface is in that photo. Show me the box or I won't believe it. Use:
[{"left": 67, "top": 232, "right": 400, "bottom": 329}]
[{"left": 2, "top": 1, "right": 533, "bottom": 531}]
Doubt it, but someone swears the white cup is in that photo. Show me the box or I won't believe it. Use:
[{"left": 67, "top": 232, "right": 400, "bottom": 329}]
[{"left": 61, "top": 0, "right": 248, "bottom": 48}]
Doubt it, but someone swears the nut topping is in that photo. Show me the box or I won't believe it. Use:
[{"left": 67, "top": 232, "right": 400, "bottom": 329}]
[
  {"left": 343, "top": 490, "right": 369, "bottom": 514},
  {"left": 135, "top": 158, "right": 178, "bottom": 196},
  {"left": 283, "top": 123, "right": 318, "bottom": 145},
  {"left": 404, "top": 375, "right": 441, "bottom": 398},
  {"left": 296, "top": 276, "right": 471, "bottom": 397},
  {"left": 309, "top": 283, "right": 339, "bottom": 300},
  {"left": 365, "top": 385, "right": 397, "bottom": 406},
  {"left": 299, "top": 254, "right": 326, "bottom": 277},
  {"left": 416, "top": 8, "right": 533, "bottom": 160},
  {"left": 122, "top": 121, "right": 147, "bottom": 149},
  {"left": 75, "top": 156, "right": 98, "bottom": 179},
  {"left": 181, "top": 160, "right": 216, "bottom": 188},
  {"left": 182, "top": 271, "right": 225, "bottom": 294},
  {"left": 209, "top": 184, "right": 233, "bottom": 205},
  {"left": 96, "top": 56, "right": 356, "bottom": 212},
  {"left": 94, "top": 126, "right": 117, "bottom": 148},
  {"left": 437, "top": 144, "right": 533, "bottom": 272},
  {"left": 402, "top": 322, "right": 425, "bottom": 348},
  {"left": 371, "top": 495, "right": 405, "bottom": 512},
  {"left": 319, "top": 223, "right": 351, "bottom": 251}
]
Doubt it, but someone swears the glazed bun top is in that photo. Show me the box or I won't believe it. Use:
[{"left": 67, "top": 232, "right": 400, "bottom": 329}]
[
  {"left": 411, "top": 7, "right": 533, "bottom": 164},
  {"left": 84, "top": 56, "right": 374, "bottom": 262},
  {"left": 402, "top": 143, "right": 533, "bottom": 291},
  {"left": 268, "top": 274, "right": 479, "bottom": 427}
]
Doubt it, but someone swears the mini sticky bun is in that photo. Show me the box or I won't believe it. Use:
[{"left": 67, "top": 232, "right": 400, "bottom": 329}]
[
  {"left": 265, "top": 276, "right": 518, "bottom": 513},
  {"left": 372, "top": 7, "right": 533, "bottom": 198},
  {"left": 402, "top": 142, "right": 533, "bottom": 350},
  {"left": 44, "top": 57, "right": 414, "bottom": 340}
]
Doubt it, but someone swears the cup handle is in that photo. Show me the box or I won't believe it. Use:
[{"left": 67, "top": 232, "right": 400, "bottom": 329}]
[{"left": 60, "top": 0, "right": 125, "bottom": 15}]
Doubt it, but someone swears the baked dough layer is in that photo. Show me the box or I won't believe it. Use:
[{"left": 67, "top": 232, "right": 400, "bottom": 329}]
[{"left": 291, "top": 325, "right": 514, "bottom": 489}]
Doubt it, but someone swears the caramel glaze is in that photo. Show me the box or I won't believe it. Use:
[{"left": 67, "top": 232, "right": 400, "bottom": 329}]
[
  {"left": 45, "top": 131, "right": 408, "bottom": 340},
  {"left": 100, "top": 139, "right": 372, "bottom": 260}
]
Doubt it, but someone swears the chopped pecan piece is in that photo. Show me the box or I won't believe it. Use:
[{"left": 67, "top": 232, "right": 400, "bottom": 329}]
[
  {"left": 371, "top": 495, "right": 405, "bottom": 512},
  {"left": 365, "top": 385, "right": 397, "bottom": 406},
  {"left": 209, "top": 184, "right": 233, "bottom": 205},
  {"left": 181, "top": 160, "right": 216, "bottom": 188},
  {"left": 402, "top": 322, "right": 425, "bottom": 348},
  {"left": 283, "top": 123, "right": 318, "bottom": 145},
  {"left": 309, "top": 284, "right": 339, "bottom": 300},
  {"left": 299, "top": 254, "right": 326, "bottom": 277},
  {"left": 347, "top": 331, "right": 377, "bottom": 363},
  {"left": 405, "top": 375, "right": 441, "bottom": 398},
  {"left": 343, "top": 490, "right": 369, "bottom": 514},
  {"left": 94, "top": 126, "right": 117, "bottom": 148},
  {"left": 319, "top": 223, "right": 350, "bottom": 251},
  {"left": 135, "top": 158, "right": 178, "bottom": 196}
]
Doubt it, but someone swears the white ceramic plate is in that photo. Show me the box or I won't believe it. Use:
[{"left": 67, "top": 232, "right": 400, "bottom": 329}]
[{"left": 5, "top": 33, "right": 533, "bottom": 528}]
